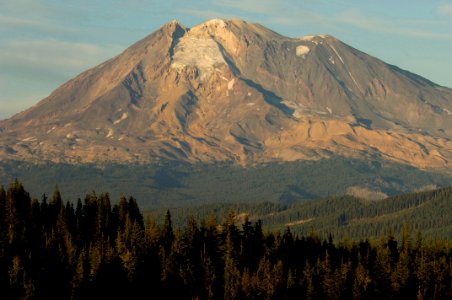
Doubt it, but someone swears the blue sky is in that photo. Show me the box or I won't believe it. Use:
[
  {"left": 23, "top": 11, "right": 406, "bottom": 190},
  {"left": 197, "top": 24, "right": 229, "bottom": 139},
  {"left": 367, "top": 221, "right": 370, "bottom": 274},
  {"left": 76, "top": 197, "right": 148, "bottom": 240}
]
[{"left": 1, "top": 0, "right": 451, "bottom": 119}]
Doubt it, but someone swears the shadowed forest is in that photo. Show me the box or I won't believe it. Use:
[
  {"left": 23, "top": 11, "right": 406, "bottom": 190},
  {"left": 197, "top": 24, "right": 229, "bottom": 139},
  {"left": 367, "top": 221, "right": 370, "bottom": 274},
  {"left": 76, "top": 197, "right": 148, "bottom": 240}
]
[{"left": 1, "top": 180, "right": 452, "bottom": 299}]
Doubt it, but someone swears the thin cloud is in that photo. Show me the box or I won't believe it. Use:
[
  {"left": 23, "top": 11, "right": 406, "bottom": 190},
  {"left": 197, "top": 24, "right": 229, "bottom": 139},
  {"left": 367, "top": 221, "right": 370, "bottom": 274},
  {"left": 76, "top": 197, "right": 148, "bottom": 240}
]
[
  {"left": 0, "top": 15, "right": 74, "bottom": 35},
  {"left": 0, "top": 39, "right": 122, "bottom": 71},
  {"left": 176, "top": 8, "right": 241, "bottom": 23},
  {"left": 268, "top": 11, "right": 331, "bottom": 26},
  {"left": 264, "top": 8, "right": 452, "bottom": 41},
  {"left": 0, "top": 0, "right": 52, "bottom": 15},
  {"left": 183, "top": 2, "right": 452, "bottom": 41},
  {"left": 0, "top": 74, "right": 49, "bottom": 120},
  {"left": 335, "top": 9, "right": 452, "bottom": 40},
  {"left": 0, "top": 38, "right": 123, "bottom": 119},
  {"left": 437, "top": 4, "right": 452, "bottom": 17},
  {"left": 0, "top": 96, "right": 44, "bottom": 120},
  {"left": 181, "top": 0, "right": 334, "bottom": 31},
  {"left": 213, "top": 0, "right": 285, "bottom": 14},
  {"left": 0, "top": 16, "right": 40, "bottom": 27}
]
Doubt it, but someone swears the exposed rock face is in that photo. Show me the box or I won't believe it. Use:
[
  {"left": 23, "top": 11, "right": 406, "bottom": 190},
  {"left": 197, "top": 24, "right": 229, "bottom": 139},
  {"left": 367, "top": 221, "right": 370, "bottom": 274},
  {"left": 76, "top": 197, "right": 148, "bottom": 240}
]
[{"left": 0, "top": 19, "right": 451, "bottom": 170}]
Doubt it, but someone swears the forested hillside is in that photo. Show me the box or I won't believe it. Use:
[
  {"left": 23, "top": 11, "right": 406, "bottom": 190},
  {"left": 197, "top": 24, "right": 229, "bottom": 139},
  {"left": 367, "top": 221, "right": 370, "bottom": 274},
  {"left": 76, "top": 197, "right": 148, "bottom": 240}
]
[
  {"left": 1, "top": 158, "right": 450, "bottom": 209},
  {"left": 150, "top": 187, "right": 452, "bottom": 241},
  {"left": 2, "top": 180, "right": 452, "bottom": 299}
]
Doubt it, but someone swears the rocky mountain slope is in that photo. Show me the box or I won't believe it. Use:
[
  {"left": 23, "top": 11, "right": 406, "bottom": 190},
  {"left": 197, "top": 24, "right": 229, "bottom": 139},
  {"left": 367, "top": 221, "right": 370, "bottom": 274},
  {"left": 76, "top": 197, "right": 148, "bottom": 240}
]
[{"left": 0, "top": 19, "right": 451, "bottom": 170}]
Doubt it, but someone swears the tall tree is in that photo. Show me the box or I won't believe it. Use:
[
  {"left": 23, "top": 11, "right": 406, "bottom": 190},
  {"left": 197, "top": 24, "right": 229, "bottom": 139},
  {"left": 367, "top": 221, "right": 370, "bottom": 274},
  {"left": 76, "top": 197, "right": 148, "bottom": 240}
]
[{"left": 6, "top": 180, "right": 31, "bottom": 251}]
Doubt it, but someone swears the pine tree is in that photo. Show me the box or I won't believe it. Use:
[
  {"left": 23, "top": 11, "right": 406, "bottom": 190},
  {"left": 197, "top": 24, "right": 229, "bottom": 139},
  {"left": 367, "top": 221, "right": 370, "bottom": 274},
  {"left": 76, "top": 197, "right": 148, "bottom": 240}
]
[
  {"left": 127, "top": 196, "right": 143, "bottom": 228},
  {"left": 180, "top": 215, "right": 202, "bottom": 297},
  {"left": 6, "top": 180, "right": 32, "bottom": 250},
  {"left": 49, "top": 185, "right": 63, "bottom": 230},
  {"left": 415, "top": 249, "right": 430, "bottom": 299},
  {"left": 0, "top": 185, "right": 7, "bottom": 254},
  {"left": 144, "top": 216, "right": 160, "bottom": 249},
  {"left": 223, "top": 254, "right": 241, "bottom": 300},
  {"left": 160, "top": 228, "right": 184, "bottom": 298},
  {"left": 300, "top": 260, "right": 315, "bottom": 300},
  {"left": 117, "top": 194, "right": 128, "bottom": 230},
  {"left": 392, "top": 247, "right": 411, "bottom": 297},
  {"left": 320, "top": 252, "right": 339, "bottom": 300},
  {"left": 114, "top": 218, "right": 138, "bottom": 282},
  {"left": 162, "top": 210, "right": 174, "bottom": 255},
  {"left": 8, "top": 255, "right": 23, "bottom": 299},
  {"left": 370, "top": 238, "right": 392, "bottom": 297},
  {"left": 222, "top": 214, "right": 241, "bottom": 300},
  {"left": 88, "top": 241, "right": 104, "bottom": 283},
  {"left": 352, "top": 260, "right": 371, "bottom": 300},
  {"left": 272, "top": 259, "right": 285, "bottom": 299},
  {"left": 286, "top": 268, "right": 297, "bottom": 298},
  {"left": 71, "top": 249, "right": 87, "bottom": 299},
  {"left": 202, "top": 255, "right": 218, "bottom": 299}
]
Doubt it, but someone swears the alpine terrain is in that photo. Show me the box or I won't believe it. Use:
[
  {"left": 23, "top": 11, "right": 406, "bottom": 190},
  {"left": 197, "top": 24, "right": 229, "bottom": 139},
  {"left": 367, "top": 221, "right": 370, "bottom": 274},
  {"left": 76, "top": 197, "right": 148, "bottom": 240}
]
[{"left": 0, "top": 19, "right": 450, "bottom": 205}]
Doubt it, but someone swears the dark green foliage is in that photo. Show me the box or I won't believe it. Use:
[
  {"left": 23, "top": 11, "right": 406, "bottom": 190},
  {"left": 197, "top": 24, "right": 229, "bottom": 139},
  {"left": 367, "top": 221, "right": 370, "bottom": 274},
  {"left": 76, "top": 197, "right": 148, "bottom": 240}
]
[
  {"left": 2, "top": 181, "right": 452, "bottom": 299},
  {"left": 151, "top": 187, "right": 452, "bottom": 241},
  {"left": 1, "top": 158, "right": 450, "bottom": 209}
]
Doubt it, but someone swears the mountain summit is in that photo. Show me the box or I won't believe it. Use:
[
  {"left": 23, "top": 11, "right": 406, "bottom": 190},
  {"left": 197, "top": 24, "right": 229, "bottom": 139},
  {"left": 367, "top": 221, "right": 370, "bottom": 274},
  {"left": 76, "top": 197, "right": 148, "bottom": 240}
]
[{"left": 0, "top": 19, "right": 451, "bottom": 169}]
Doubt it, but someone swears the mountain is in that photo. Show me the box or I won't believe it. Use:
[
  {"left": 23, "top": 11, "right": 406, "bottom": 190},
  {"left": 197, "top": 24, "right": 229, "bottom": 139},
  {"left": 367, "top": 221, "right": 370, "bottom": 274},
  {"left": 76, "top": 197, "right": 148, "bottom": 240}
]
[{"left": 0, "top": 18, "right": 451, "bottom": 170}]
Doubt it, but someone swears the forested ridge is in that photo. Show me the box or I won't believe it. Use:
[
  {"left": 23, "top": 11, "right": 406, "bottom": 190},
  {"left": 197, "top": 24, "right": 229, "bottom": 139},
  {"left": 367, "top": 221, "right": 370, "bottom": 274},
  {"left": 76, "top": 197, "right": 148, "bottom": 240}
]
[
  {"left": 152, "top": 187, "right": 452, "bottom": 241},
  {"left": 2, "top": 158, "right": 450, "bottom": 209},
  {"left": 2, "top": 180, "right": 452, "bottom": 299}
]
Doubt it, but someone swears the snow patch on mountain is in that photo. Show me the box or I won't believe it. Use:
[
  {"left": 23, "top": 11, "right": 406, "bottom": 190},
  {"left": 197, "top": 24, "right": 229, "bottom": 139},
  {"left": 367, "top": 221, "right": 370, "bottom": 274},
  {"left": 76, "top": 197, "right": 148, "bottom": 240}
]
[
  {"left": 228, "top": 78, "right": 235, "bottom": 90},
  {"left": 171, "top": 35, "right": 226, "bottom": 80},
  {"left": 348, "top": 72, "right": 361, "bottom": 91},
  {"left": 298, "top": 34, "right": 328, "bottom": 45},
  {"left": 299, "top": 34, "right": 328, "bottom": 41},
  {"left": 202, "top": 18, "right": 227, "bottom": 28},
  {"left": 299, "top": 35, "right": 316, "bottom": 41},
  {"left": 113, "top": 112, "right": 128, "bottom": 125},
  {"left": 296, "top": 45, "right": 310, "bottom": 58},
  {"left": 330, "top": 46, "right": 344, "bottom": 64},
  {"left": 22, "top": 136, "right": 36, "bottom": 142},
  {"left": 46, "top": 126, "right": 56, "bottom": 134}
]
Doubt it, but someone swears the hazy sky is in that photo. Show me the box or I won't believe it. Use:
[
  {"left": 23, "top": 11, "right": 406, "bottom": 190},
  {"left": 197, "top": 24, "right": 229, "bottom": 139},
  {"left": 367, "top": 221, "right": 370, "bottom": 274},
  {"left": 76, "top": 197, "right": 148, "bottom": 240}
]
[{"left": 1, "top": 0, "right": 451, "bottom": 119}]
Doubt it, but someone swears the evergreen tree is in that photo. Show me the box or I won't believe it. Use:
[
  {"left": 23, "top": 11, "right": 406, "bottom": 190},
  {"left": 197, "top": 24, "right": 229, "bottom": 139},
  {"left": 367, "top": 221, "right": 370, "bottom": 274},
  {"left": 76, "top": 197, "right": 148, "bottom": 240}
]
[
  {"left": 352, "top": 259, "right": 371, "bottom": 300},
  {"left": 162, "top": 210, "right": 174, "bottom": 255},
  {"left": 0, "top": 180, "right": 452, "bottom": 299},
  {"left": 223, "top": 253, "right": 241, "bottom": 300},
  {"left": 0, "top": 185, "right": 7, "bottom": 254},
  {"left": 300, "top": 260, "right": 316, "bottom": 300},
  {"left": 6, "top": 180, "right": 32, "bottom": 251}
]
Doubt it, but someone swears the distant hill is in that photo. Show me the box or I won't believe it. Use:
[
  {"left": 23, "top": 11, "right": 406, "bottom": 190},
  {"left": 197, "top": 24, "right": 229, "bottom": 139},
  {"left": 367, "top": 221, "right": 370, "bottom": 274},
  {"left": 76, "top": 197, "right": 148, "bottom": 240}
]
[
  {"left": 147, "top": 187, "right": 452, "bottom": 241},
  {"left": 1, "top": 158, "right": 451, "bottom": 209}
]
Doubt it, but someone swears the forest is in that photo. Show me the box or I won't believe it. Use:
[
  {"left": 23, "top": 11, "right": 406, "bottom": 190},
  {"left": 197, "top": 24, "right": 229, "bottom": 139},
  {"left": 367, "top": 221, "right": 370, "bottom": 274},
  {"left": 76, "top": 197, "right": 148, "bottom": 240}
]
[
  {"left": 2, "top": 157, "right": 450, "bottom": 209},
  {"left": 2, "top": 180, "right": 452, "bottom": 299},
  {"left": 151, "top": 187, "right": 452, "bottom": 241}
]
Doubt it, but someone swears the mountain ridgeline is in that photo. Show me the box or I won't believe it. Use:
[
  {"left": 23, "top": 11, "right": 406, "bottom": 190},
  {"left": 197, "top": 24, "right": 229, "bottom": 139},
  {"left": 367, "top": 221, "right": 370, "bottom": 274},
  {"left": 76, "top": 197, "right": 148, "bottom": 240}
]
[
  {"left": 0, "top": 18, "right": 450, "bottom": 170},
  {"left": 0, "top": 18, "right": 450, "bottom": 208}
]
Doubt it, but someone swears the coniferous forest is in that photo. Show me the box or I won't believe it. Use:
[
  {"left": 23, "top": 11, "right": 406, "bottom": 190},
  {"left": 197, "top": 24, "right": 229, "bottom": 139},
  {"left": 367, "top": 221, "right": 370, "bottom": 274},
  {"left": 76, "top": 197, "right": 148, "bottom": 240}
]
[{"left": 2, "top": 180, "right": 452, "bottom": 299}]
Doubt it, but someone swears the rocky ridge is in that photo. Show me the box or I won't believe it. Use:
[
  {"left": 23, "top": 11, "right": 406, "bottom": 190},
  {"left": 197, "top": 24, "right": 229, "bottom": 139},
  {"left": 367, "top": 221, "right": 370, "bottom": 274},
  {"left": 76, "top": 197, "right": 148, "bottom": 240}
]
[{"left": 0, "top": 19, "right": 451, "bottom": 170}]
